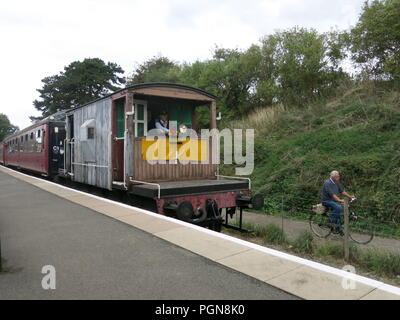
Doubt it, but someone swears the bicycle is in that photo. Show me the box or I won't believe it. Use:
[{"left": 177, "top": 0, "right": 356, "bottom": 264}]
[{"left": 309, "top": 198, "right": 374, "bottom": 244}]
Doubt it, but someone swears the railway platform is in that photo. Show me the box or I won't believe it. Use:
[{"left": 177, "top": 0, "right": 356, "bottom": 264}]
[{"left": 0, "top": 166, "right": 399, "bottom": 300}]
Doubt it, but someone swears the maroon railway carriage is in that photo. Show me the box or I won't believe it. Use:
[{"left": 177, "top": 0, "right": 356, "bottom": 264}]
[
  {"left": 0, "top": 141, "right": 4, "bottom": 165},
  {"left": 2, "top": 114, "right": 66, "bottom": 177}
]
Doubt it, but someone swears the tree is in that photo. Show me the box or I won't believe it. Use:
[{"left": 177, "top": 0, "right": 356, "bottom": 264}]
[
  {"left": 32, "top": 58, "right": 125, "bottom": 120},
  {"left": 210, "top": 46, "right": 263, "bottom": 116},
  {"left": 127, "top": 55, "right": 181, "bottom": 85},
  {"left": 350, "top": 0, "right": 400, "bottom": 80},
  {"left": 261, "top": 27, "right": 347, "bottom": 107},
  {"left": 0, "top": 114, "right": 19, "bottom": 141},
  {"left": 181, "top": 47, "right": 264, "bottom": 118}
]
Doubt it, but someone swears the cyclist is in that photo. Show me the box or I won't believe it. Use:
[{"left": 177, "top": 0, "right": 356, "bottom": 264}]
[{"left": 321, "top": 171, "right": 355, "bottom": 234}]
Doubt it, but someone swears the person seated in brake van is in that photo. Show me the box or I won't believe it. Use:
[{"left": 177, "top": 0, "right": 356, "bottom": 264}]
[
  {"left": 152, "top": 110, "right": 182, "bottom": 136},
  {"left": 154, "top": 110, "right": 170, "bottom": 134},
  {"left": 321, "top": 170, "right": 355, "bottom": 234}
]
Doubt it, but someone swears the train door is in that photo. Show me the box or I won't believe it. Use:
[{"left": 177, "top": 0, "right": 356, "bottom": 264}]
[
  {"left": 49, "top": 123, "right": 66, "bottom": 175},
  {"left": 112, "top": 98, "right": 125, "bottom": 182}
]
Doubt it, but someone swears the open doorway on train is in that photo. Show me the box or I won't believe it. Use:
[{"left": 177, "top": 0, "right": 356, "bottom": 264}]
[
  {"left": 146, "top": 98, "right": 197, "bottom": 133},
  {"left": 112, "top": 98, "right": 126, "bottom": 183}
]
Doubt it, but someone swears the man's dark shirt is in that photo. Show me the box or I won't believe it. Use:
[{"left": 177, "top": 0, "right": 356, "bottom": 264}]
[{"left": 321, "top": 178, "right": 344, "bottom": 202}]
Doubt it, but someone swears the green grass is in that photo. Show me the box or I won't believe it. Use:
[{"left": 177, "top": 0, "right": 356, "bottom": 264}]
[
  {"left": 292, "top": 231, "right": 314, "bottom": 254},
  {"left": 261, "top": 224, "right": 288, "bottom": 245},
  {"left": 229, "top": 220, "right": 288, "bottom": 245},
  {"left": 223, "top": 81, "right": 400, "bottom": 230},
  {"left": 373, "top": 222, "right": 400, "bottom": 239},
  {"left": 315, "top": 242, "right": 361, "bottom": 260},
  {"left": 353, "top": 249, "right": 400, "bottom": 278}
]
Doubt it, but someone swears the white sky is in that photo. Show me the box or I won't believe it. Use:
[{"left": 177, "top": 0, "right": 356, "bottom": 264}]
[{"left": 0, "top": 0, "right": 364, "bottom": 129}]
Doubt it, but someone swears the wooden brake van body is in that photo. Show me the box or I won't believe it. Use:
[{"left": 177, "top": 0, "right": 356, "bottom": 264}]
[{"left": 64, "top": 83, "right": 261, "bottom": 230}]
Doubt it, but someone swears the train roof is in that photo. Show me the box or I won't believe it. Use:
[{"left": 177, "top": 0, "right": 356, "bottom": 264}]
[
  {"left": 66, "top": 82, "right": 218, "bottom": 113},
  {"left": 2, "top": 83, "right": 217, "bottom": 142},
  {"left": 2, "top": 111, "right": 66, "bottom": 141}
]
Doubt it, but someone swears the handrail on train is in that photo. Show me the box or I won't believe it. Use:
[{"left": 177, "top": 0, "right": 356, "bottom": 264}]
[
  {"left": 65, "top": 138, "right": 75, "bottom": 176},
  {"left": 215, "top": 174, "right": 251, "bottom": 190},
  {"left": 129, "top": 178, "right": 161, "bottom": 199}
]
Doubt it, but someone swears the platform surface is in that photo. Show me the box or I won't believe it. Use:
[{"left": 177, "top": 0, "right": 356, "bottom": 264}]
[
  {"left": 0, "top": 169, "right": 295, "bottom": 300},
  {"left": 1, "top": 166, "right": 399, "bottom": 300}
]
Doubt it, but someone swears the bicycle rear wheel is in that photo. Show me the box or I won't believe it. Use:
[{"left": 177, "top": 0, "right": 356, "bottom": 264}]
[
  {"left": 310, "top": 214, "right": 332, "bottom": 238},
  {"left": 348, "top": 212, "right": 374, "bottom": 244}
]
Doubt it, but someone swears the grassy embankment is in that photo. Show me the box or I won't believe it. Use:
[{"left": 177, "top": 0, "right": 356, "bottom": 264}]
[{"left": 221, "top": 81, "right": 400, "bottom": 237}]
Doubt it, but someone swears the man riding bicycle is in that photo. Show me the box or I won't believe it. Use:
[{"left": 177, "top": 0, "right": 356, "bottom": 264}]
[{"left": 321, "top": 171, "right": 355, "bottom": 234}]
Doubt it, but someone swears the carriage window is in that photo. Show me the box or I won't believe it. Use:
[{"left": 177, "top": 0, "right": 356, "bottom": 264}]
[
  {"left": 116, "top": 100, "right": 125, "bottom": 138},
  {"left": 24, "top": 134, "right": 27, "bottom": 152},
  {"left": 36, "top": 138, "right": 42, "bottom": 152},
  {"left": 28, "top": 132, "right": 34, "bottom": 152},
  {"left": 137, "top": 123, "right": 144, "bottom": 137},
  {"left": 87, "top": 127, "right": 95, "bottom": 140},
  {"left": 80, "top": 119, "right": 95, "bottom": 141},
  {"left": 137, "top": 104, "right": 144, "bottom": 121},
  {"left": 133, "top": 101, "right": 147, "bottom": 137},
  {"left": 36, "top": 130, "right": 42, "bottom": 144}
]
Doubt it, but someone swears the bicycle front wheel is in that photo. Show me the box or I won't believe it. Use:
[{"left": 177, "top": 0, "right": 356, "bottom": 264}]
[
  {"left": 348, "top": 213, "right": 374, "bottom": 245},
  {"left": 310, "top": 214, "right": 332, "bottom": 238}
]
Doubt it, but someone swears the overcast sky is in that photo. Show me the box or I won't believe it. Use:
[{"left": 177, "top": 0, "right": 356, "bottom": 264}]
[{"left": 0, "top": 0, "right": 365, "bottom": 129}]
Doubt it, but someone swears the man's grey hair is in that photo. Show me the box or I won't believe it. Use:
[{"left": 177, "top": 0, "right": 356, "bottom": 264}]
[{"left": 330, "top": 170, "right": 339, "bottom": 178}]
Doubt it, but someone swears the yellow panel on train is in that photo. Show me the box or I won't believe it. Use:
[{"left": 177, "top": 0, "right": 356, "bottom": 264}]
[{"left": 141, "top": 138, "right": 208, "bottom": 162}]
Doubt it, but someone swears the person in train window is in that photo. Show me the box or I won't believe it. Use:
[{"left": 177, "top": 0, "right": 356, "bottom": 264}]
[{"left": 155, "top": 110, "right": 170, "bottom": 134}]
